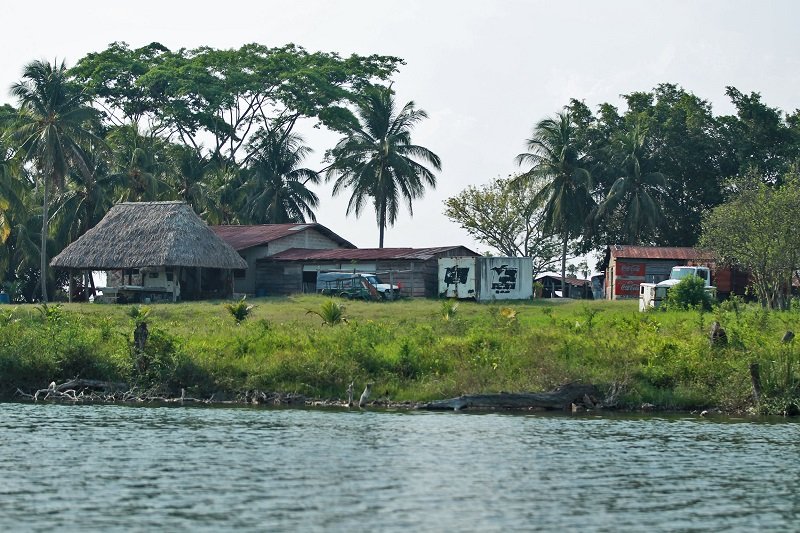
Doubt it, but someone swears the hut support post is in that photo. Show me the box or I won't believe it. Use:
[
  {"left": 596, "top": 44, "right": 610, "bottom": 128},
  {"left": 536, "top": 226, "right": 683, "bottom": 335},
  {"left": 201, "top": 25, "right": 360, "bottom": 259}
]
[
  {"left": 68, "top": 271, "right": 73, "bottom": 303},
  {"left": 88, "top": 272, "right": 96, "bottom": 300},
  {"left": 173, "top": 267, "right": 180, "bottom": 303}
]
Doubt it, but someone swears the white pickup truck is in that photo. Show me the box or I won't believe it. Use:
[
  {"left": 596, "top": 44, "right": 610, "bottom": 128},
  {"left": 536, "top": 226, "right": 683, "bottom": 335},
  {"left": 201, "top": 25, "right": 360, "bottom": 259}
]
[{"left": 639, "top": 266, "right": 716, "bottom": 311}]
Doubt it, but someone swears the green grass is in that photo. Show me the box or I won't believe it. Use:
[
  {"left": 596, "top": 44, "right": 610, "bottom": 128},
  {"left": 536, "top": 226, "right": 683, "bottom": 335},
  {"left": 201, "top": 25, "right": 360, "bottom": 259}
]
[{"left": 2, "top": 296, "right": 800, "bottom": 413}]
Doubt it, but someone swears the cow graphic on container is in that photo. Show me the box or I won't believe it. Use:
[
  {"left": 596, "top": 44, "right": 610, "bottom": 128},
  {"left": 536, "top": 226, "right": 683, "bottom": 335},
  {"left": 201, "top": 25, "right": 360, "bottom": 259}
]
[{"left": 490, "top": 265, "right": 517, "bottom": 294}]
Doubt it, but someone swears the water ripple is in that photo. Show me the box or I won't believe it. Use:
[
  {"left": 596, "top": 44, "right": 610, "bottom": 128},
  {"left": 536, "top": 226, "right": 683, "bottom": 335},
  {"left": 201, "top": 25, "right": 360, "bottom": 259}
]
[{"left": 0, "top": 404, "right": 798, "bottom": 531}]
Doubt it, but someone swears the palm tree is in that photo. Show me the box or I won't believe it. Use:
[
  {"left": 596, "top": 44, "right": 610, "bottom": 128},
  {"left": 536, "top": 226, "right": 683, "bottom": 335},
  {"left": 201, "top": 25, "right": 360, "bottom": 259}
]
[
  {"left": 327, "top": 85, "right": 441, "bottom": 247},
  {"left": 241, "top": 127, "right": 320, "bottom": 223},
  {"left": 11, "top": 59, "right": 101, "bottom": 301},
  {"left": 595, "top": 123, "right": 666, "bottom": 244},
  {"left": 106, "top": 125, "right": 170, "bottom": 202},
  {"left": 171, "top": 146, "right": 210, "bottom": 215},
  {"left": 515, "top": 111, "right": 594, "bottom": 297},
  {"left": 50, "top": 146, "right": 117, "bottom": 247}
]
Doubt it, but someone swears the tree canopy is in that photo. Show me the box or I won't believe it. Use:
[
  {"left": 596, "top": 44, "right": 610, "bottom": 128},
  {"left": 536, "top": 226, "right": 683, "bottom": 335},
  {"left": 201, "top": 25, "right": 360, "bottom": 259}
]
[
  {"left": 700, "top": 170, "right": 800, "bottom": 309},
  {"left": 443, "top": 176, "right": 561, "bottom": 277}
]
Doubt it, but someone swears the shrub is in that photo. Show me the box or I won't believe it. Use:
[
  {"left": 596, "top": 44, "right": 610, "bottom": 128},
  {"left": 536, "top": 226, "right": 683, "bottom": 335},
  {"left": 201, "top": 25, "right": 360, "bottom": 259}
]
[
  {"left": 307, "top": 300, "right": 347, "bottom": 325},
  {"left": 665, "top": 275, "right": 712, "bottom": 310},
  {"left": 440, "top": 299, "right": 459, "bottom": 321},
  {"left": 225, "top": 296, "right": 255, "bottom": 324}
]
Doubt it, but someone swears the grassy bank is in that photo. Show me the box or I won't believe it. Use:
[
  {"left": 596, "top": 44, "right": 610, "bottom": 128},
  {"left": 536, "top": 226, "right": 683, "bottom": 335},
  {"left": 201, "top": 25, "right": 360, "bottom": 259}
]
[{"left": 1, "top": 296, "right": 799, "bottom": 413}]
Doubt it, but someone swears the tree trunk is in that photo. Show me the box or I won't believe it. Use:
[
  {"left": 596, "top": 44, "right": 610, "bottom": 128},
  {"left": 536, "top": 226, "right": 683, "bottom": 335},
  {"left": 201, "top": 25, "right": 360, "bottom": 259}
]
[
  {"left": 560, "top": 233, "right": 568, "bottom": 298},
  {"left": 417, "top": 383, "right": 601, "bottom": 411},
  {"left": 40, "top": 176, "right": 49, "bottom": 302},
  {"left": 378, "top": 201, "right": 386, "bottom": 248}
]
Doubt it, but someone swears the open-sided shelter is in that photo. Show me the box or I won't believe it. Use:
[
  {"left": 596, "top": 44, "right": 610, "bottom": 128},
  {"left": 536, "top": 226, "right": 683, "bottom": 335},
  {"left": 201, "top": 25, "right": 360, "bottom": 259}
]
[{"left": 51, "top": 201, "right": 248, "bottom": 302}]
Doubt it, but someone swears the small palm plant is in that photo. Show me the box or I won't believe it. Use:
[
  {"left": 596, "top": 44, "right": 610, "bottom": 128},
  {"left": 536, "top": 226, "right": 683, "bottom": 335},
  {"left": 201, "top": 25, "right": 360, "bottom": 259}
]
[
  {"left": 440, "top": 299, "right": 459, "bottom": 321},
  {"left": 127, "top": 305, "right": 151, "bottom": 326},
  {"left": 225, "top": 296, "right": 255, "bottom": 325},
  {"left": 307, "top": 300, "right": 347, "bottom": 326},
  {"left": 36, "top": 302, "right": 64, "bottom": 323}
]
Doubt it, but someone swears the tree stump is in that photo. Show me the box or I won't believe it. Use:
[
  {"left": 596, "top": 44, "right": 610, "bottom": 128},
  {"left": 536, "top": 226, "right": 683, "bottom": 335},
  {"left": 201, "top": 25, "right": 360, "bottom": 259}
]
[{"left": 709, "top": 321, "right": 727, "bottom": 347}]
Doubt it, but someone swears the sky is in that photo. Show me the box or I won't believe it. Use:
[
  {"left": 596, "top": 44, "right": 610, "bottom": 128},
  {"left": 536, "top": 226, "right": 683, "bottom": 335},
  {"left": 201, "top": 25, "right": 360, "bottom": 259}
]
[{"left": 1, "top": 1, "right": 799, "bottom": 266}]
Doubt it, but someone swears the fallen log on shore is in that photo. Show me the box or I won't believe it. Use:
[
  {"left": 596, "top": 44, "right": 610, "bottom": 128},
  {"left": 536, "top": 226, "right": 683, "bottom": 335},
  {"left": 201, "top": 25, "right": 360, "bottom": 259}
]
[{"left": 416, "top": 382, "right": 602, "bottom": 411}]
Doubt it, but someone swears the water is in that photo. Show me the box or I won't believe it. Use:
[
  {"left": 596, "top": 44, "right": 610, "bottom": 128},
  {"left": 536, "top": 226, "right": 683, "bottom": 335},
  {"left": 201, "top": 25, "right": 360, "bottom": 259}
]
[{"left": 0, "top": 404, "right": 797, "bottom": 532}]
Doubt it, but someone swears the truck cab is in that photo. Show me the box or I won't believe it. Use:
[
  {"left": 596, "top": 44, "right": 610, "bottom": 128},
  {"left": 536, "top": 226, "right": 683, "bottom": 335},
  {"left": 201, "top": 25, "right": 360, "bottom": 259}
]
[{"left": 639, "top": 266, "right": 714, "bottom": 311}]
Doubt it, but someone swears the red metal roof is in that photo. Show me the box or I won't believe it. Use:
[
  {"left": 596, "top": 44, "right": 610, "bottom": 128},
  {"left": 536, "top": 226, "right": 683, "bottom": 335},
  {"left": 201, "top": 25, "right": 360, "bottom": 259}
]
[
  {"left": 210, "top": 223, "right": 355, "bottom": 251},
  {"left": 609, "top": 245, "right": 715, "bottom": 261},
  {"left": 268, "top": 246, "right": 478, "bottom": 262}
]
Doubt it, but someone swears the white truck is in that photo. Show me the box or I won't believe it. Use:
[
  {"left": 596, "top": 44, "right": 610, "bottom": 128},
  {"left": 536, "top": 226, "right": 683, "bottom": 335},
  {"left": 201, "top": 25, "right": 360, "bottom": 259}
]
[{"left": 639, "top": 266, "right": 715, "bottom": 311}]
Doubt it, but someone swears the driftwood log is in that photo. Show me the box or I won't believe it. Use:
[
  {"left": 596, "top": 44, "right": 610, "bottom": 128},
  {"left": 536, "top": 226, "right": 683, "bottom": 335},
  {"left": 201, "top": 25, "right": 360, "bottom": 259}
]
[{"left": 417, "top": 382, "right": 601, "bottom": 411}]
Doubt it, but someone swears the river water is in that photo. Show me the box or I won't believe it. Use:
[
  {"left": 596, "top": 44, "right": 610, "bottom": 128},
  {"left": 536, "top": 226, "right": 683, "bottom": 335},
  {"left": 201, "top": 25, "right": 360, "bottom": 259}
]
[{"left": 0, "top": 403, "right": 797, "bottom": 531}]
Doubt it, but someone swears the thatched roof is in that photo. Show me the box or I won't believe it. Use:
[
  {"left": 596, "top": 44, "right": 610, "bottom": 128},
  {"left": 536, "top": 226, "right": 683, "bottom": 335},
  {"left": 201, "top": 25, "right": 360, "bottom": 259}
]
[{"left": 51, "top": 202, "right": 248, "bottom": 270}]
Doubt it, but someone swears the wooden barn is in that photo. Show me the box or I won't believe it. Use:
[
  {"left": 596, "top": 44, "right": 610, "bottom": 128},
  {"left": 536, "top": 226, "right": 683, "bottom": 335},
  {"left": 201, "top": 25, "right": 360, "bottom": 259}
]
[
  {"left": 211, "top": 223, "right": 354, "bottom": 295},
  {"left": 50, "top": 202, "right": 247, "bottom": 302},
  {"left": 257, "top": 246, "right": 479, "bottom": 298}
]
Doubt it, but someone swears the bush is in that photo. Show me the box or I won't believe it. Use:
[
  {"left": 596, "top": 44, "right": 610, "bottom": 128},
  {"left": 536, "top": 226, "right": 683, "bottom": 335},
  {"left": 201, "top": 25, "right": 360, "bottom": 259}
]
[
  {"left": 665, "top": 275, "right": 712, "bottom": 310},
  {"left": 225, "top": 296, "right": 255, "bottom": 324}
]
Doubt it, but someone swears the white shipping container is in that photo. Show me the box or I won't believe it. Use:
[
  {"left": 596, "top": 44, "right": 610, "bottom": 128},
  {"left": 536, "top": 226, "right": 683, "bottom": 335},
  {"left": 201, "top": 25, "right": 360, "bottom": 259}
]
[
  {"left": 438, "top": 257, "right": 476, "bottom": 299},
  {"left": 438, "top": 257, "right": 533, "bottom": 301}
]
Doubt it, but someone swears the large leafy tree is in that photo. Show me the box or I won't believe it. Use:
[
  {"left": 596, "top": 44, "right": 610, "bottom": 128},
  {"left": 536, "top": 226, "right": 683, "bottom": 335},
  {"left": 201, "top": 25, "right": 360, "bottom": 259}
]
[
  {"left": 718, "top": 86, "right": 798, "bottom": 183},
  {"left": 515, "top": 111, "right": 594, "bottom": 296},
  {"left": 594, "top": 122, "right": 666, "bottom": 244},
  {"left": 631, "top": 85, "right": 728, "bottom": 246},
  {"left": 327, "top": 85, "right": 441, "bottom": 247},
  {"left": 443, "top": 176, "right": 561, "bottom": 277},
  {"left": 11, "top": 59, "right": 101, "bottom": 301},
  {"left": 240, "top": 127, "right": 320, "bottom": 223},
  {"left": 70, "top": 42, "right": 402, "bottom": 168},
  {"left": 700, "top": 169, "right": 800, "bottom": 309}
]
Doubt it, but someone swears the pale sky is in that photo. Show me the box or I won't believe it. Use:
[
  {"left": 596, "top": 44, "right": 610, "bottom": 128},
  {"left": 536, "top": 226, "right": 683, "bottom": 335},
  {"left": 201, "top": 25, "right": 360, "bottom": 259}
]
[{"left": 2, "top": 1, "right": 799, "bottom": 259}]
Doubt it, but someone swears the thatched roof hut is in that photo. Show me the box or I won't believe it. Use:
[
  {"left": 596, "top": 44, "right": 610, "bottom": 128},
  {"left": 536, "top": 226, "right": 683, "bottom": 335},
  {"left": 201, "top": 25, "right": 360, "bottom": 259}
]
[{"left": 51, "top": 201, "right": 247, "bottom": 270}]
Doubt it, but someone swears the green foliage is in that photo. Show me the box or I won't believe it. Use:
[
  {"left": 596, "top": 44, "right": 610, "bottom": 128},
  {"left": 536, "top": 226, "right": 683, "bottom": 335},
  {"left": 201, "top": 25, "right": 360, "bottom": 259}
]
[
  {"left": 70, "top": 42, "right": 401, "bottom": 167},
  {"left": 5, "top": 278, "right": 800, "bottom": 412},
  {"left": 533, "top": 281, "right": 544, "bottom": 297},
  {"left": 701, "top": 170, "right": 800, "bottom": 309},
  {"left": 514, "top": 110, "right": 594, "bottom": 287},
  {"left": 443, "top": 176, "right": 560, "bottom": 273},
  {"left": 128, "top": 325, "right": 181, "bottom": 389},
  {"left": 225, "top": 296, "right": 255, "bottom": 325},
  {"left": 127, "top": 305, "right": 151, "bottom": 325},
  {"left": 326, "top": 85, "right": 441, "bottom": 247},
  {"left": 440, "top": 299, "right": 459, "bottom": 321},
  {"left": 0, "top": 306, "right": 18, "bottom": 326},
  {"left": 36, "top": 303, "right": 65, "bottom": 323},
  {"left": 307, "top": 299, "right": 348, "bottom": 325},
  {"left": 664, "top": 275, "right": 712, "bottom": 311}
]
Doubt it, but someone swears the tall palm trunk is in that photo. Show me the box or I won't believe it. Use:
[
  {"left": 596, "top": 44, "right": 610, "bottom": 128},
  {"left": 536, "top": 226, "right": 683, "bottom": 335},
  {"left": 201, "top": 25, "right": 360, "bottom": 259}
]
[
  {"left": 377, "top": 165, "right": 385, "bottom": 248},
  {"left": 40, "top": 176, "right": 49, "bottom": 302},
  {"left": 560, "top": 233, "right": 568, "bottom": 298},
  {"left": 378, "top": 202, "right": 386, "bottom": 248}
]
